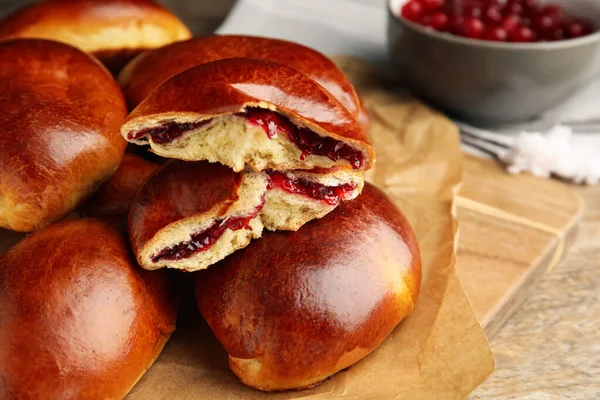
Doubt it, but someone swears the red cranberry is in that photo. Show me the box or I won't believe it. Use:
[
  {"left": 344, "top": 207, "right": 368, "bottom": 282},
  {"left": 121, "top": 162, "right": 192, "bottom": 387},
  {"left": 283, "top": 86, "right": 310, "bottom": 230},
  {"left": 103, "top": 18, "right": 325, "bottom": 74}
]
[
  {"left": 541, "top": 4, "right": 565, "bottom": 24},
  {"left": 465, "top": 5, "right": 482, "bottom": 18},
  {"left": 565, "top": 22, "right": 585, "bottom": 39},
  {"left": 501, "top": 15, "right": 521, "bottom": 33},
  {"left": 483, "top": 6, "right": 502, "bottom": 24},
  {"left": 422, "top": 0, "right": 444, "bottom": 12},
  {"left": 450, "top": 16, "right": 466, "bottom": 34},
  {"left": 461, "top": 17, "right": 485, "bottom": 38},
  {"left": 542, "top": 4, "right": 563, "bottom": 16},
  {"left": 534, "top": 14, "right": 558, "bottom": 33},
  {"left": 485, "top": 26, "right": 508, "bottom": 41},
  {"left": 510, "top": 26, "right": 536, "bottom": 42},
  {"left": 547, "top": 27, "right": 565, "bottom": 41},
  {"left": 430, "top": 12, "right": 450, "bottom": 31},
  {"left": 402, "top": 0, "right": 424, "bottom": 22},
  {"left": 504, "top": 2, "right": 524, "bottom": 16},
  {"left": 418, "top": 14, "right": 432, "bottom": 27},
  {"left": 522, "top": 0, "right": 540, "bottom": 11},
  {"left": 521, "top": 17, "right": 532, "bottom": 27},
  {"left": 576, "top": 18, "right": 595, "bottom": 35}
]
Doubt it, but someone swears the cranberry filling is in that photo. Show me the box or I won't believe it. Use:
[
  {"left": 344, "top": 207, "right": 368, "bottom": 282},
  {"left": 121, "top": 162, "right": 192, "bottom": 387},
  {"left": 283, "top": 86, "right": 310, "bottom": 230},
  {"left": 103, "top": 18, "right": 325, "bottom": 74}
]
[
  {"left": 267, "top": 171, "right": 357, "bottom": 206},
  {"left": 241, "top": 108, "right": 364, "bottom": 169},
  {"left": 128, "top": 108, "right": 365, "bottom": 169},
  {"left": 127, "top": 120, "right": 210, "bottom": 144},
  {"left": 151, "top": 200, "right": 264, "bottom": 263}
]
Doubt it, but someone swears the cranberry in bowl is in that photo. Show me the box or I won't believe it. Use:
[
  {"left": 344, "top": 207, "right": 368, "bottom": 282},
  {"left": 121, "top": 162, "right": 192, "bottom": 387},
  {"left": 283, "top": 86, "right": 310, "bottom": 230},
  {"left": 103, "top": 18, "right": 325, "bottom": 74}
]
[{"left": 388, "top": 0, "right": 600, "bottom": 124}]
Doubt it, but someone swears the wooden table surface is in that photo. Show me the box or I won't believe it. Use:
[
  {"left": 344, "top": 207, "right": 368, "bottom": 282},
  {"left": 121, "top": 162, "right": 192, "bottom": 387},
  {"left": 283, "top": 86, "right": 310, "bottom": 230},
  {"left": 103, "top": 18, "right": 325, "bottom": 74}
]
[{"left": 470, "top": 184, "right": 600, "bottom": 399}]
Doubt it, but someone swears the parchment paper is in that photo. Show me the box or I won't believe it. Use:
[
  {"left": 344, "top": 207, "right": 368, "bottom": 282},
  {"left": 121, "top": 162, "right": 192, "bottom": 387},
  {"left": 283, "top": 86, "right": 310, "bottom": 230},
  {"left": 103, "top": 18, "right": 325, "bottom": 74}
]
[
  {"left": 125, "top": 58, "right": 495, "bottom": 399},
  {"left": 0, "top": 58, "right": 494, "bottom": 399}
]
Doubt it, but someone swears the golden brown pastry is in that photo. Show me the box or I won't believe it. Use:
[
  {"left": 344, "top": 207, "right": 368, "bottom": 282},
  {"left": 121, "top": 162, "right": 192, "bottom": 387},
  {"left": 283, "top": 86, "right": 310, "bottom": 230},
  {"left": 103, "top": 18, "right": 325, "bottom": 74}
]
[
  {"left": 128, "top": 160, "right": 363, "bottom": 272},
  {"left": 118, "top": 34, "right": 363, "bottom": 118},
  {"left": 122, "top": 57, "right": 375, "bottom": 173},
  {"left": 195, "top": 183, "right": 421, "bottom": 391},
  {"left": 79, "top": 153, "right": 160, "bottom": 218},
  {"left": 0, "top": 38, "right": 127, "bottom": 232},
  {"left": 0, "top": 0, "right": 191, "bottom": 73},
  {"left": 0, "top": 218, "right": 178, "bottom": 399}
]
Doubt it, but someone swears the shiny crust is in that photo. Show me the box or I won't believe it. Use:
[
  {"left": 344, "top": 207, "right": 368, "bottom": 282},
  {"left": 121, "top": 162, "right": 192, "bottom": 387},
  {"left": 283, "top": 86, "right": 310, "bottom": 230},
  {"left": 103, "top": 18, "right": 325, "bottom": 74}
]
[
  {"left": 122, "top": 58, "right": 375, "bottom": 170},
  {"left": 195, "top": 183, "right": 421, "bottom": 391},
  {"left": 118, "top": 35, "right": 361, "bottom": 117},
  {"left": 129, "top": 160, "right": 244, "bottom": 263},
  {"left": 80, "top": 153, "right": 160, "bottom": 218},
  {"left": 0, "top": 39, "right": 127, "bottom": 232},
  {"left": 0, "top": 218, "right": 178, "bottom": 399},
  {"left": 0, "top": 0, "right": 191, "bottom": 73}
]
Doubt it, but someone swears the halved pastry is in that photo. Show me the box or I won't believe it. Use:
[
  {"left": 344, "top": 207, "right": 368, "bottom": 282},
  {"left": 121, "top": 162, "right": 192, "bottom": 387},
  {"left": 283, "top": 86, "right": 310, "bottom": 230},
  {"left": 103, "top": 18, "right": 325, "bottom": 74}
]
[
  {"left": 121, "top": 58, "right": 375, "bottom": 173},
  {"left": 129, "top": 160, "right": 363, "bottom": 271}
]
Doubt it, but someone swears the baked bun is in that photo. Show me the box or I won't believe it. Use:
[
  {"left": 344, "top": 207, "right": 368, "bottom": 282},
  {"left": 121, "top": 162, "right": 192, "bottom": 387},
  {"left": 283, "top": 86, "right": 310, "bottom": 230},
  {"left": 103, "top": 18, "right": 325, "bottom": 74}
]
[
  {"left": 195, "top": 183, "right": 421, "bottom": 391},
  {"left": 0, "top": 39, "right": 127, "bottom": 232},
  {"left": 0, "top": 218, "right": 178, "bottom": 399},
  {"left": 121, "top": 58, "right": 375, "bottom": 173},
  {"left": 129, "top": 160, "right": 363, "bottom": 272},
  {"left": 118, "top": 35, "right": 362, "bottom": 118},
  {"left": 80, "top": 153, "right": 160, "bottom": 218},
  {"left": 0, "top": 0, "right": 191, "bottom": 73}
]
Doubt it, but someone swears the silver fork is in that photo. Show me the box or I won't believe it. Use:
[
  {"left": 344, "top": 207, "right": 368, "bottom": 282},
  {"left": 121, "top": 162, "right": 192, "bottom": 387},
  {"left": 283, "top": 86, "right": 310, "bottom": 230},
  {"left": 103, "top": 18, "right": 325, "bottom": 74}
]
[{"left": 457, "top": 122, "right": 513, "bottom": 161}]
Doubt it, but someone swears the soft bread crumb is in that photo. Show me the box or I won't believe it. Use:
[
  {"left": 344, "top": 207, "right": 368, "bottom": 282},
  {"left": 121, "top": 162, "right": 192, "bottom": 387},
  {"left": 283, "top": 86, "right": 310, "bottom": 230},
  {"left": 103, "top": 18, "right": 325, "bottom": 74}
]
[
  {"left": 139, "top": 114, "right": 352, "bottom": 172},
  {"left": 261, "top": 189, "right": 334, "bottom": 231},
  {"left": 139, "top": 173, "right": 268, "bottom": 271}
]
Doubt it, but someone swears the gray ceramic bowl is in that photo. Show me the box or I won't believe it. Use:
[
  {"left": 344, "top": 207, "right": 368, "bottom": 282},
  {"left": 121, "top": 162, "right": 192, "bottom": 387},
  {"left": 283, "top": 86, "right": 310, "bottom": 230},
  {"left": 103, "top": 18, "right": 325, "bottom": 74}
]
[{"left": 387, "top": 0, "right": 600, "bottom": 124}]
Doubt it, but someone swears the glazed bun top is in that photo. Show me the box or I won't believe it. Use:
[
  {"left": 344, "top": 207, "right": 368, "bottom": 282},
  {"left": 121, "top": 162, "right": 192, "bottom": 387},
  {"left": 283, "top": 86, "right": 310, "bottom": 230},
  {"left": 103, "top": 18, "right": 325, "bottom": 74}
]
[
  {"left": 0, "top": 38, "right": 127, "bottom": 232},
  {"left": 0, "top": 218, "right": 177, "bottom": 399},
  {"left": 118, "top": 35, "right": 361, "bottom": 117},
  {"left": 0, "top": 0, "right": 191, "bottom": 72},
  {"left": 195, "top": 183, "right": 421, "bottom": 390}
]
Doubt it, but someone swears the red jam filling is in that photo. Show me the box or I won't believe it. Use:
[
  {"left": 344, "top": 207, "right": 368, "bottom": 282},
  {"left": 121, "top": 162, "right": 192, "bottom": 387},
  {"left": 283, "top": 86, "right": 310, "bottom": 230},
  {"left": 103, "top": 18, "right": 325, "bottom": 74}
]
[
  {"left": 151, "top": 200, "right": 264, "bottom": 263},
  {"left": 127, "top": 109, "right": 365, "bottom": 169},
  {"left": 241, "top": 108, "right": 364, "bottom": 169},
  {"left": 266, "top": 171, "right": 357, "bottom": 206},
  {"left": 127, "top": 120, "right": 210, "bottom": 144}
]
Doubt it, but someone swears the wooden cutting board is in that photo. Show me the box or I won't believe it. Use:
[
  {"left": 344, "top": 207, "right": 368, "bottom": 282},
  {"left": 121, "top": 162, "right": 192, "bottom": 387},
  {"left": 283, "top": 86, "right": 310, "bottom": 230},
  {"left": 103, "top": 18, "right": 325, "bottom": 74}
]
[{"left": 456, "top": 154, "right": 584, "bottom": 339}]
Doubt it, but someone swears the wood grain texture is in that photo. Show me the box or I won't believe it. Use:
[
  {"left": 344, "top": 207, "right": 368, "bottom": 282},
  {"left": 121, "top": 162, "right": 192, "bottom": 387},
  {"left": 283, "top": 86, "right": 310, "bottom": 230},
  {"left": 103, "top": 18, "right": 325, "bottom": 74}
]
[
  {"left": 457, "top": 155, "right": 584, "bottom": 339},
  {"left": 470, "top": 185, "right": 600, "bottom": 399},
  {"left": 460, "top": 155, "right": 583, "bottom": 230}
]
